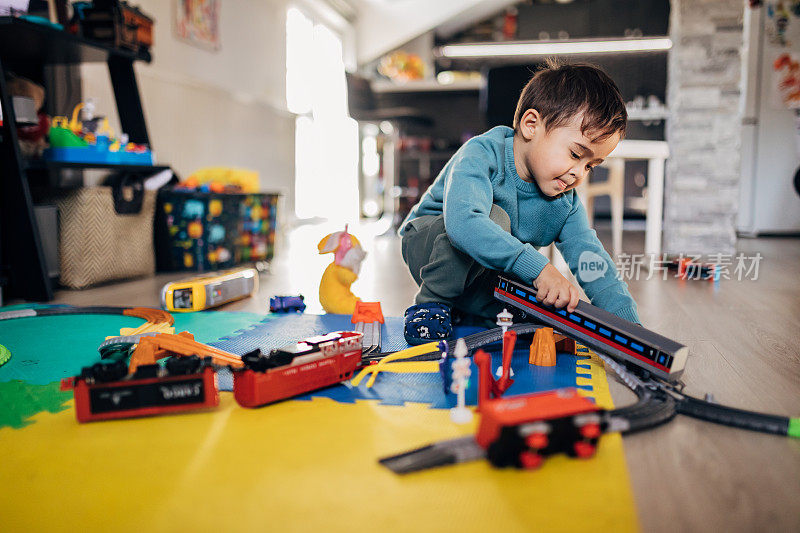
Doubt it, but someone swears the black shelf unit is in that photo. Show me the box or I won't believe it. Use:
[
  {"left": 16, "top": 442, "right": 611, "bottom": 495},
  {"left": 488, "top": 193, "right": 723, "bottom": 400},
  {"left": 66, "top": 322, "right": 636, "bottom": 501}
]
[
  {"left": 25, "top": 160, "right": 170, "bottom": 173},
  {"left": 0, "top": 16, "right": 155, "bottom": 302},
  {"left": 0, "top": 16, "right": 151, "bottom": 67}
]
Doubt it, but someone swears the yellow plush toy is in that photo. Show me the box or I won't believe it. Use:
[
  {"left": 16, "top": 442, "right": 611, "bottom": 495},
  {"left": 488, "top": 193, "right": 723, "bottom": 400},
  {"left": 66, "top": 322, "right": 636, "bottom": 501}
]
[{"left": 317, "top": 226, "right": 366, "bottom": 315}]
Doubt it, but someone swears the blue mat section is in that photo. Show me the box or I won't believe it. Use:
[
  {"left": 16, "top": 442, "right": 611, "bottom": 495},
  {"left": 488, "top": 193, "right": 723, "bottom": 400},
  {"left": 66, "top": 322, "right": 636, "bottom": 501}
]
[
  {"left": 210, "top": 313, "right": 588, "bottom": 408},
  {"left": 211, "top": 313, "right": 411, "bottom": 354}
]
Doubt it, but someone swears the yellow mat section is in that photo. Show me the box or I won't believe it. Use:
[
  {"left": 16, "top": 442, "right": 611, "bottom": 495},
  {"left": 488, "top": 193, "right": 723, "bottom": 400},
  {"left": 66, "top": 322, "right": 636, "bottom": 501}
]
[{"left": 0, "top": 348, "right": 638, "bottom": 532}]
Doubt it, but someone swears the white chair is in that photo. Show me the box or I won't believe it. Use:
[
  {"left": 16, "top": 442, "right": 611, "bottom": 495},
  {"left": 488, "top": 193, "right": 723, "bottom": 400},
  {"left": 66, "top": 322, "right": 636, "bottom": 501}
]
[
  {"left": 577, "top": 158, "right": 625, "bottom": 259},
  {"left": 577, "top": 140, "right": 670, "bottom": 262}
]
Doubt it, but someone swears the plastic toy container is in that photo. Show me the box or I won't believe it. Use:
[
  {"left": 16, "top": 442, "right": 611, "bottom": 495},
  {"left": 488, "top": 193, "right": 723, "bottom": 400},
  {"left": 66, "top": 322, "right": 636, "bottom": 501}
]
[{"left": 155, "top": 189, "right": 279, "bottom": 272}]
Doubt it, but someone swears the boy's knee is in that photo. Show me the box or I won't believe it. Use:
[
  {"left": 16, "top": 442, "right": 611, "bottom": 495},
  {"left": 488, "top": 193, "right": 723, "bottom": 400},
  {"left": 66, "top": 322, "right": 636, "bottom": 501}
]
[
  {"left": 489, "top": 205, "right": 511, "bottom": 233},
  {"left": 400, "top": 234, "right": 411, "bottom": 264}
]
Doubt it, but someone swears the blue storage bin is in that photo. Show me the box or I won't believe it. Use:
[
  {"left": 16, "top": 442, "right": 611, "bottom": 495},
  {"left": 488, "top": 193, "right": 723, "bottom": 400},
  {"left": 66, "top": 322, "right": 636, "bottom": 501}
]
[{"left": 43, "top": 146, "right": 154, "bottom": 165}]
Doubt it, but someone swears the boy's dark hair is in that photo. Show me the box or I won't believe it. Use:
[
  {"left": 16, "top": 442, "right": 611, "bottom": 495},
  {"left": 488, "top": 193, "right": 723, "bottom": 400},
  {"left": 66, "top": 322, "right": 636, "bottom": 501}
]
[{"left": 513, "top": 59, "right": 627, "bottom": 141}]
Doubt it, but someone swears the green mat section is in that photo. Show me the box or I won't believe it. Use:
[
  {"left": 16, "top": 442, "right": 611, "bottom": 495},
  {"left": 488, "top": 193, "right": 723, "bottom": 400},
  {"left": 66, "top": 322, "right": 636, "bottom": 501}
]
[
  {"left": 173, "top": 311, "right": 269, "bottom": 344},
  {"left": 0, "top": 307, "right": 268, "bottom": 429},
  {"left": 0, "top": 380, "right": 72, "bottom": 429},
  {"left": 0, "top": 344, "right": 10, "bottom": 367},
  {"left": 0, "top": 309, "right": 266, "bottom": 385},
  {"left": 0, "top": 314, "right": 137, "bottom": 385}
]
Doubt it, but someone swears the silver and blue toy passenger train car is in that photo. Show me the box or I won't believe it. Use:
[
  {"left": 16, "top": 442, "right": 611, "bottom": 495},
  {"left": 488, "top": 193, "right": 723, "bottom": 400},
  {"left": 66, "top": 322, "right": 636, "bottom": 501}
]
[{"left": 494, "top": 276, "right": 688, "bottom": 381}]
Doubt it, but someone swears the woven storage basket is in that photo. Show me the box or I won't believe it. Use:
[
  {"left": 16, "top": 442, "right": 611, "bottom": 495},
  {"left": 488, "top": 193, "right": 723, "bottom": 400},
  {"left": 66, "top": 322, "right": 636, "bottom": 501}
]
[{"left": 57, "top": 186, "right": 156, "bottom": 289}]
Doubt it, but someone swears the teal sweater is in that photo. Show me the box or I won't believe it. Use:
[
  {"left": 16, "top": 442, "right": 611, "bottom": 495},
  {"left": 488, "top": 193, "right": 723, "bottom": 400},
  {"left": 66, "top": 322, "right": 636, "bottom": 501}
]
[{"left": 399, "top": 126, "right": 641, "bottom": 324}]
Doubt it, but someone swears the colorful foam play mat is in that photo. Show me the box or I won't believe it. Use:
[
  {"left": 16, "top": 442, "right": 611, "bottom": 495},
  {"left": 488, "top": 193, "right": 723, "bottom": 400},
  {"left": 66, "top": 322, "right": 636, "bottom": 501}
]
[{"left": 0, "top": 306, "right": 637, "bottom": 531}]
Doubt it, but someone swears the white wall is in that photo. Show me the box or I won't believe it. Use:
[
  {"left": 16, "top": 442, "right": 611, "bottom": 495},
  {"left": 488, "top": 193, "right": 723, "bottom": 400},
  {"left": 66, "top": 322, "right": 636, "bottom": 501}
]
[
  {"left": 81, "top": 0, "right": 519, "bottom": 218},
  {"left": 81, "top": 0, "right": 298, "bottom": 215}
]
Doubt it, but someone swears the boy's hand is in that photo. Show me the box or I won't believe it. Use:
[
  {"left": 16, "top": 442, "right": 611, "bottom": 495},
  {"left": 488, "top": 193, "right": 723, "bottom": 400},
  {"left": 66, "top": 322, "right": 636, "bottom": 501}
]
[{"left": 533, "top": 263, "right": 581, "bottom": 313}]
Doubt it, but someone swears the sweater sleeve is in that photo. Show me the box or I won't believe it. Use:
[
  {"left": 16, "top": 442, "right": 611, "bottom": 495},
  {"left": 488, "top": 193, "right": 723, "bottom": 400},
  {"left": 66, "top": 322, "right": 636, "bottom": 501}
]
[
  {"left": 442, "top": 143, "right": 550, "bottom": 284},
  {"left": 554, "top": 194, "right": 641, "bottom": 324}
]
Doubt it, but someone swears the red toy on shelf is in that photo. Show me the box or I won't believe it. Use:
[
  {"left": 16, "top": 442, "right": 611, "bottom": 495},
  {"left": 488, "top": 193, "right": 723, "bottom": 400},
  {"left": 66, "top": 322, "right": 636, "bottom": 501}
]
[{"left": 233, "top": 331, "right": 364, "bottom": 407}]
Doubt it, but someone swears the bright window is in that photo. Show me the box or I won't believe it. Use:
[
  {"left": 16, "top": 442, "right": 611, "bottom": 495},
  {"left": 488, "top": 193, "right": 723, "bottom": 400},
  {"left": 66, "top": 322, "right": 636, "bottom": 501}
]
[{"left": 286, "top": 7, "right": 358, "bottom": 223}]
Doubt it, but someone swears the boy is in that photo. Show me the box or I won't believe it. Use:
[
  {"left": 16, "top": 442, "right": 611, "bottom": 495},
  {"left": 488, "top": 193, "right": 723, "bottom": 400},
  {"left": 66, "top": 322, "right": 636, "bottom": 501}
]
[{"left": 399, "top": 60, "right": 640, "bottom": 344}]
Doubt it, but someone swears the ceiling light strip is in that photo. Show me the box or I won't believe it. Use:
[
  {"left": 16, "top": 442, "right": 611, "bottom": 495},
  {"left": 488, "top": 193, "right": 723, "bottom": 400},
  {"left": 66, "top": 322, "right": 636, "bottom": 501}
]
[{"left": 439, "top": 37, "right": 673, "bottom": 58}]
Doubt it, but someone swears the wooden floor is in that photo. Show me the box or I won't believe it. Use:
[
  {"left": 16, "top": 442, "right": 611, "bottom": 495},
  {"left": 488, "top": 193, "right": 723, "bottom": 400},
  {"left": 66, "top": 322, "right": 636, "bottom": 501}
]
[{"left": 41, "top": 220, "right": 800, "bottom": 532}]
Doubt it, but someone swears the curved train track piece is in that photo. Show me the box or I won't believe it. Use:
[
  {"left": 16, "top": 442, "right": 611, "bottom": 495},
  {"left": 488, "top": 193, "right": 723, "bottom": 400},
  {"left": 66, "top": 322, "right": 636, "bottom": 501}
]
[{"left": 0, "top": 305, "right": 174, "bottom": 325}]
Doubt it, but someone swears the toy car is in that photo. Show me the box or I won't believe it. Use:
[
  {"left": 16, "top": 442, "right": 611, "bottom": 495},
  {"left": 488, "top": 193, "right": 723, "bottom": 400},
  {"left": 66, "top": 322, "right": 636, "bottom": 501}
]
[
  {"left": 671, "top": 258, "right": 720, "bottom": 282},
  {"left": 269, "top": 295, "right": 306, "bottom": 313}
]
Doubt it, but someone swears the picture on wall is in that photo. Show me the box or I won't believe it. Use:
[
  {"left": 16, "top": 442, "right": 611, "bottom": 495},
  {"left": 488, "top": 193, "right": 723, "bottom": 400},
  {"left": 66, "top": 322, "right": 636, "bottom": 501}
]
[{"left": 174, "top": 0, "right": 221, "bottom": 51}]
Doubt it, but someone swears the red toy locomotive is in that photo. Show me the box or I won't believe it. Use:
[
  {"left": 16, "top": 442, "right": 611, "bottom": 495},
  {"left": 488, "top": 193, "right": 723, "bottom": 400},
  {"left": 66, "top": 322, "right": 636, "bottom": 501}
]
[
  {"left": 61, "top": 356, "right": 219, "bottom": 423},
  {"left": 477, "top": 388, "right": 602, "bottom": 469},
  {"left": 233, "top": 331, "right": 363, "bottom": 407}
]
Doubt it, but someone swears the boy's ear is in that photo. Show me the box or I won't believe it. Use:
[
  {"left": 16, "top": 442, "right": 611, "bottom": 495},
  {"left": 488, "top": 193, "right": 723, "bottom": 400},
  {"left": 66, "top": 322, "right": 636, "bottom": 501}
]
[{"left": 518, "top": 108, "right": 541, "bottom": 141}]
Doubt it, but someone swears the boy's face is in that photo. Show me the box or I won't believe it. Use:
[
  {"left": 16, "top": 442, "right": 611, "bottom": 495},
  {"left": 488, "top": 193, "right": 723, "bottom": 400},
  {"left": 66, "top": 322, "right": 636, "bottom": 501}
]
[{"left": 515, "top": 109, "right": 621, "bottom": 197}]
